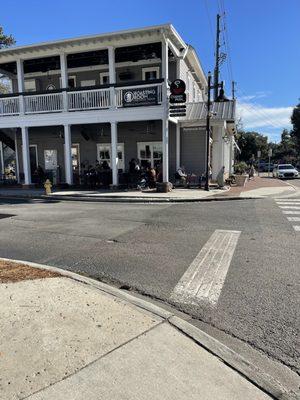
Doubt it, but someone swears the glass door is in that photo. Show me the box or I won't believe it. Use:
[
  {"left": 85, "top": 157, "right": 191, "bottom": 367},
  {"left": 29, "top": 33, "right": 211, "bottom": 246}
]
[
  {"left": 97, "top": 143, "right": 124, "bottom": 171},
  {"left": 137, "top": 142, "right": 162, "bottom": 168},
  {"left": 72, "top": 144, "right": 80, "bottom": 184}
]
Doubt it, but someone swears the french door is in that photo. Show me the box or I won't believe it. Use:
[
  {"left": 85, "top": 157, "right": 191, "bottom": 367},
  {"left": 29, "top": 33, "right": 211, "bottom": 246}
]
[{"left": 137, "top": 142, "right": 163, "bottom": 168}]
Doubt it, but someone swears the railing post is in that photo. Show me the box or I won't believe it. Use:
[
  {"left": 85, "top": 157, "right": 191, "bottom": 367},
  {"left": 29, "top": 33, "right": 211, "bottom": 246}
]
[{"left": 16, "top": 59, "right": 25, "bottom": 114}]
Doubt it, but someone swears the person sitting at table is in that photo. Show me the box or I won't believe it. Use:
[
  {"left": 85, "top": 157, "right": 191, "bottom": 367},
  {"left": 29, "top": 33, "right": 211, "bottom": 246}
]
[{"left": 175, "top": 166, "right": 187, "bottom": 187}]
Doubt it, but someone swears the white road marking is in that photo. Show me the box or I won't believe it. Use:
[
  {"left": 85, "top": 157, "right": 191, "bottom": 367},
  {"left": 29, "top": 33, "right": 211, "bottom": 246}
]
[
  {"left": 170, "top": 230, "right": 241, "bottom": 307},
  {"left": 287, "top": 217, "right": 300, "bottom": 221},
  {"left": 274, "top": 198, "right": 300, "bottom": 202},
  {"left": 279, "top": 206, "right": 300, "bottom": 209},
  {"left": 293, "top": 226, "right": 300, "bottom": 232},
  {"left": 282, "top": 211, "right": 300, "bottom": 215},
  {"left": 276, "top": 202, "right": 300, "bottom": 205}
]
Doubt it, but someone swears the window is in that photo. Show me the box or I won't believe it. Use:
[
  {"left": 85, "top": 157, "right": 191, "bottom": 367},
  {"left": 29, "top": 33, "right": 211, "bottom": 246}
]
[
  {"left": 44, "top": 149, "right": 57, "bottom": 170},
  {"left": 142, "top": 67, "right": 160, "bottom": 81},
  {"left": 99, "top": 72, "right": 109, "bottom": 85},
  {"left": 97, "top": 143, "right": 125, "bottom": 171},
  {"left": 24, "top": 79, "right": 36, "bottom": 92},
  {"left": 59, "top": 75, "right": 76, "bottom": 88},
  {"left": 137, "top": 142, "right": 162, "bottom": 168},
  {"left": 71, "top": 144, "right": 80, "bottom": 171},
  {"left": 80, "top": 80, "right": 95, "bottom": 87}
]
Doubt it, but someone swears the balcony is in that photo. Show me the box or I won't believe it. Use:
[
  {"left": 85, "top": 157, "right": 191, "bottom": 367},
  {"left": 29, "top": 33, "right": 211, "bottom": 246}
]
[{"left": 0, "top": 80, "right": 163, "bottom": 117}]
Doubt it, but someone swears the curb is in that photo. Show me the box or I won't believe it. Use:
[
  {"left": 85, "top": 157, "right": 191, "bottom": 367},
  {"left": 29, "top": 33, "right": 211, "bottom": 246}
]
[
  {"left": 1, "top": 256, "right": 298, "bottom": 400},
  {"left": 0, "top": 192, "right": 259, "bottom": 203}
]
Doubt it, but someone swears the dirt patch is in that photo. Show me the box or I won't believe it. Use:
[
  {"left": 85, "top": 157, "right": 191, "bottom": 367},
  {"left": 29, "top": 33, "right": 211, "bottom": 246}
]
[{"left": 0, "top": 260, "right": 60, "bottom": 283}]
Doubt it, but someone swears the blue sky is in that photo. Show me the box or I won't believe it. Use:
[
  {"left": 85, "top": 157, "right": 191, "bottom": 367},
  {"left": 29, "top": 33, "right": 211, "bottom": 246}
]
[{"left": 1, "top": 0, "right": 299, "bottom": 142}]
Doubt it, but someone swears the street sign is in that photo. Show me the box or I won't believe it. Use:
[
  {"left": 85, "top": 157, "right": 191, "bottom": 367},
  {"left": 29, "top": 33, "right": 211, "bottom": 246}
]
[
  {"left": 170, "top": 79, "right": 186, "bottom": 95},
  {"left": 169, "top": 93, "right": 186, "bottom": 103},
  {"left": 268, "top": 149, "right": 273, "bottom": 157},
  {"left": 169, "top": 105, "right": 186, "bottom": 110},
  {"left": 169, "top": 104, "right": 186, "bottom": 117},
  {"left": 257, "top": 150, "right": 261, "bottom": 158}
]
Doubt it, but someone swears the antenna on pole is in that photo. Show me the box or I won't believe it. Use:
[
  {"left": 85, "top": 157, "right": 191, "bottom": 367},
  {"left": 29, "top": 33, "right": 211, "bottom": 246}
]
[{"left": 213, "top": 14, "right": 221, "bottom": 101}]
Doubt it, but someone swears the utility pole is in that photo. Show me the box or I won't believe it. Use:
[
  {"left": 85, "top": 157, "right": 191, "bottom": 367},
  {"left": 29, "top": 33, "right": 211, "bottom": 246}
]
[
  {"left": 213, "top": 14, "right": 221, "bottom": 101},
  {"left": 231, "top": 81, "right": 236, "bottom": 100},
  {"left": 205, "top": 72, "right": 212, "bottom": 191}
]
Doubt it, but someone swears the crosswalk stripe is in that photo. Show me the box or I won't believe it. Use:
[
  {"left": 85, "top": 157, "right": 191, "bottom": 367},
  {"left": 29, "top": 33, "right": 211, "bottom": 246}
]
[
  {"left": 279, "top": 206, "right": 300, "bottom": 209},
  {"left": 287, "top": 217, "right": 300, "bottom": 221},
  {"left": 282, "top": 211, "right": 300, "bottom": 214},
  {"left": 274, "top": 198, "right": 300, "bottom": 201},
  {"left": 276, "top": 202, "right": 300, "bottom": 205},
  {"left": 170, "top": 230, "right": 241, "bottom": 307},
  {"left": 293, "top": 226, "right": 300, "bottom": 232}
]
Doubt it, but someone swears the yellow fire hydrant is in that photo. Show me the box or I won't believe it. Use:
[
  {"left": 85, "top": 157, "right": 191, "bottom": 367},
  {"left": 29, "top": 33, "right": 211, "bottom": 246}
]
[{"left": 44, "top": 179, "right": 52, "bottom": 195}]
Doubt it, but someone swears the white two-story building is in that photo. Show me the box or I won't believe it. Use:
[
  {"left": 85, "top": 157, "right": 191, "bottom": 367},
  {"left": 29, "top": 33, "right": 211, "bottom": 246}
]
[{"left": 0, "top": 24, "right": 236, "bottom": 187}]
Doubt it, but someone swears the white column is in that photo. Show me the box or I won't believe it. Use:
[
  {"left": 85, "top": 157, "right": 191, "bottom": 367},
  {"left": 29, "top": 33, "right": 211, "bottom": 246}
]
[
  {"left": 21, "top": 127, "right": 31, "bottom": 185},
  {"left": 229, "top": 135, "right": 233, "bottom": 174},
  {"left": 0, "top": 141, "right": 4, "bottom": 176},
  {"left": 14, "top": 130, "right": 20, "bottom": 183},
  {"left": 64, "top": 125, "right": 73, "bottom": 185},
  {"left": 110, "top": 122, "right": 118, "bottom": 186},
  {"left": 161, "top": 40, "right": 169, "bottom": 104},
  {"left": 162, "top": 118, "right": 169, "bottom": 182},
  {"left": 176, "top": 123, "right": 181, "bottom": 170},
  {"left": 60, "top": 53, "right": 68, "bottom": 111},
  {"left": 108, "top": 47, "right": 116, "bottom": 108},
  {"left": 16, "top": 59, "right": 25, "bottom": 114}
]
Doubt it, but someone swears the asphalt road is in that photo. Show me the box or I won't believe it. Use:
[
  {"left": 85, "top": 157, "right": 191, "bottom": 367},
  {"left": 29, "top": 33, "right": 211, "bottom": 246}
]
[{"left": 0, "top": 191, "right": 299, "bottom": 381}]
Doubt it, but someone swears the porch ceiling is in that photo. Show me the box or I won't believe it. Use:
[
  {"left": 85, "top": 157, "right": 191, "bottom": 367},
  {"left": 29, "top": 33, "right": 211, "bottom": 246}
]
[{"left": 0, "top": 24, "right": 185, "bottom": 63}]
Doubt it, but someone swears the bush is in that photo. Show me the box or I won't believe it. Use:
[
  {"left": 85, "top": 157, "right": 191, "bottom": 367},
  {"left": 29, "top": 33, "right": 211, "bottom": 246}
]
[{"left": 234, "top": 161, "right": 248, "bottom": 174}]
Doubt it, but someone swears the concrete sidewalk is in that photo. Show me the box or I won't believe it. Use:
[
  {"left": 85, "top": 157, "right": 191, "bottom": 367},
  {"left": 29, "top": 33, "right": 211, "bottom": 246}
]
[
  {"left": 0, "top": 260, "right": 282, "bottom": 400},
  {"left": 0, "top": 178, "right": 295, "bottom": 203}
]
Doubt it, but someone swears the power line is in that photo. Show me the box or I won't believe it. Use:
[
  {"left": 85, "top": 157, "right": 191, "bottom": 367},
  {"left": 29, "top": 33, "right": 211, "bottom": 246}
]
[
  {"left": 203, "top": 0, "right": 215, "bottom": 48},
  {"left": 236, "top": 88, "right": 287, "bottom": 130}
]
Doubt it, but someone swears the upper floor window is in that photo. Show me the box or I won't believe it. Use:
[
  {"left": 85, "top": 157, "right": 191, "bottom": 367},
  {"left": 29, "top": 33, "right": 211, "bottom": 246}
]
[
  {"left": 24, "top": 79, "right": 36, "bottom": 92},
  {"left": 99, "top": 72, "right": 109, "bottom": 85},
  {"left": 59, "top": 76, "right": 76, "bottom": 89},
  {"left": 142, "top": 67, "right": 160, "bottom": 81}
]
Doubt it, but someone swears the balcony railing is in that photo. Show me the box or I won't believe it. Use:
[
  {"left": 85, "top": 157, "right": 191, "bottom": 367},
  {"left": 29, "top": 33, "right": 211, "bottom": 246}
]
[
  {"left": 0, "top": 96, "right": 20, "bottom": 116},
  {"left": 24, "top": 92, "right": 63, "bottom": 114},
  {"left": 0, "top": 80, "right": 164, "bottom": 117},
  {"left": 68, "top": 88, "right": 111, "bottom": 111}
]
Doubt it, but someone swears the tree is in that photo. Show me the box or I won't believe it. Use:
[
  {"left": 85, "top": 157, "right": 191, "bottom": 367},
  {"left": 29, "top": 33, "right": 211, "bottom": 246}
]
[
  {"left": 291, "top": 103, "right": 300, "bottom": 153},
  {"left": 0, "top": 26, "right": 15, "bottom": 93},
  {"left": 0, "top": 26, "right": 15, "bottom": 49},
  {"left": 236, "top": 130, "right": 269, "bottom": 163}
]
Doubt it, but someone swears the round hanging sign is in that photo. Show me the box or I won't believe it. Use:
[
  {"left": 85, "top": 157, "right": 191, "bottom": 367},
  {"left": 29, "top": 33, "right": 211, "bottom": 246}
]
[{"left": 170, "top": 79, "right": 186, "bottom": 95}]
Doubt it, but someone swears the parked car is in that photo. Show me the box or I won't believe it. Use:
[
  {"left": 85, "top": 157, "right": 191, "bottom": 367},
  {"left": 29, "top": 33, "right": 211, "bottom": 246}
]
[
  {"left": 272, "top": 164, "right": 299, "bottom": 179},
  {"left": 256, "top": 161, "right": 274, "bottom": 172}
]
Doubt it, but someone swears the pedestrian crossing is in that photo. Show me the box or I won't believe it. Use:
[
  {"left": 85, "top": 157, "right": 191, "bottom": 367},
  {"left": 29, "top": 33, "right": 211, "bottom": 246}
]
[
  {"left": 170, "top": 230, "right": 241, "bottom": 307},
  {"left": 274, "top": 197, "right": 300, "bottom": 232}
]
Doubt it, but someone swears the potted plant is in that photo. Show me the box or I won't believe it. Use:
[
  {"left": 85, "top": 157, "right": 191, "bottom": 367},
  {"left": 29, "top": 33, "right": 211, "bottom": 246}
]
[{"left": 233, "top": 161, "right": 248, "bottom": 186}]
